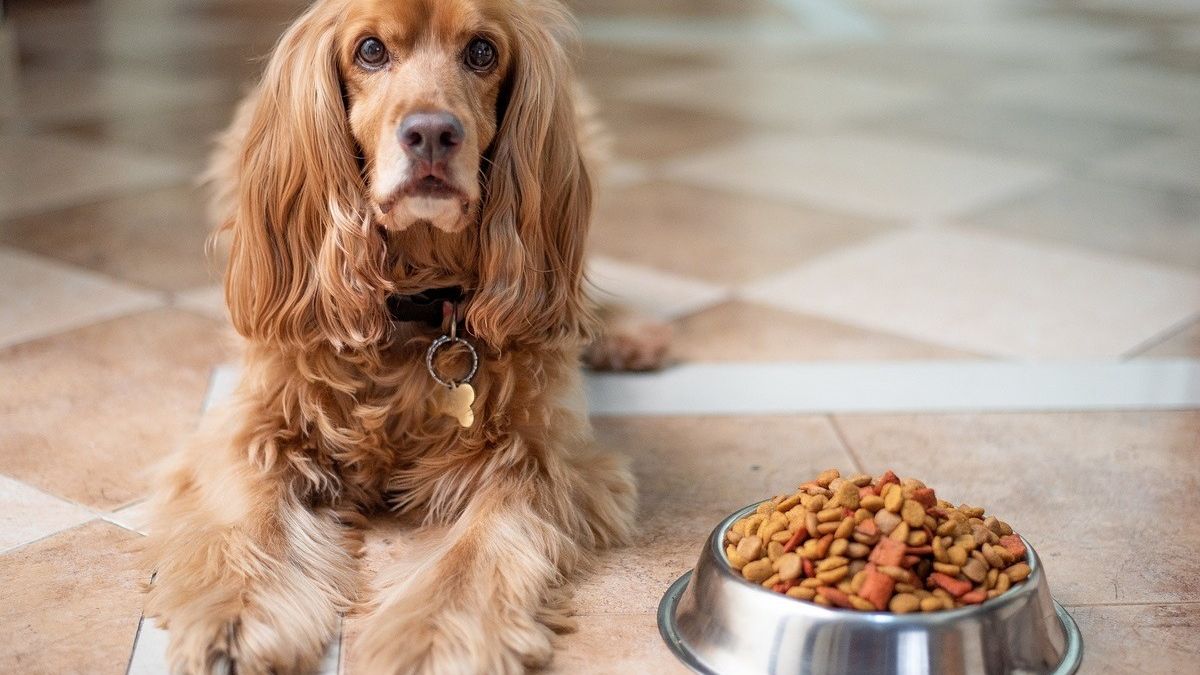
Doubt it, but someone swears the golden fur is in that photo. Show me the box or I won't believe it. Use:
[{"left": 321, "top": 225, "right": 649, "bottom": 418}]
[{"left": 143, "top": 1, "right": 641, "bottom": 673}]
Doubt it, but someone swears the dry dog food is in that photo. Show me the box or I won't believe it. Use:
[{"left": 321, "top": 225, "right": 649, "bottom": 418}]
[{"left": 724, "top": 469, "right": 1030, "bottom": 612}]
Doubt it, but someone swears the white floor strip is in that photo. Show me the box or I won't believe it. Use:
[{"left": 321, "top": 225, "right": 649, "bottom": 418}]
[
  {"left": 126, "top": 617, "right": 341, "bottom": 675},
  {"left": 585, "top": 359, "right": 1200, "bottom": 416},
  {"left": 206, "top": 359, "right": 1200, "bottom": 418}
]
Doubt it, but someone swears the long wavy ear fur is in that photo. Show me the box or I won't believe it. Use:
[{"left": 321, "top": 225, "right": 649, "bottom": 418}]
[
  {"left": 222, "top": 1, "right": 390, "bottom": 352},
  {"left": 468, "top": 1, "right": 597, "bottom": 349}
]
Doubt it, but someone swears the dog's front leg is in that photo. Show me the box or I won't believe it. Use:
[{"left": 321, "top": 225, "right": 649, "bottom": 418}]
[
  {"left": 143, "top": 409, "right": 359, "bottom": 675},
  {"left": 356, "top": 451, "right": 635, "bottom": 675}
]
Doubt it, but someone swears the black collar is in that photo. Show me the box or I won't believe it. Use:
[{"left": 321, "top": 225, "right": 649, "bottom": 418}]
[{"left": 386, "top": 286, "right": 464, "bottom": 327}]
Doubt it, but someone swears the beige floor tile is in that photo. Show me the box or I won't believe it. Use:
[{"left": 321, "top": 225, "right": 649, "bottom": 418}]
[
  {"left": 0, "top": 246, "right": 162, "bottom": 350},
  {"left": 797, "top": 44, "right": 1035, "bottom": 90},
  {"left": 0, "top": 184, "right": 220, "bottom": 292},
  {"left": 591, "top": 181, "right": 893, "bottom": 286},
  {"left": 0, "top": 474, "right": 96, "bottom": 553},
  {"left": 0, "top": 135, "right": 190, "bottom": 220},
  {"left": 867, "top": 100, "right": 1158, "bottom": 163},
  {"left": 741, "top": 226, "right": 1200, "bottom": 358},
  {"left": 978, "top": 65, "right": 1200, "bottom": 131},
  {"left": 588, "top": 257, "right": 728, "bottom": 321},
  {"left": 8, "top": 66, "right": 234, "bottom": 125},
  {"left": 830, "top": 411, "right": 1200, "bottom": 605},
  {"left": 543, "top": 613, "right": 691, "bottom": 675},
  {"left": 621, "top": 68, "right": 939, "bottom": 131},
  {"left": 1135, "top": 317, "right": 1200, "bottom": 357},
  {"left": 1066, "top": 603, "right": 1200, "bottom": 675},
  {"left": 961, "top": 177, "right": 1200, "bottom": 271},
  {"left": 0, "top": 308, "right": 234, "bottom": 510},
  {"left": 1092, "top": 135, "right": 1200, "bottom": 195},
  {"left": 0, "top": 521, "right": 143, "bottom": 675},
  {"left": 595, "top": 99, "right": 747, "bottom": 162},
  {"left": 673, "top": 300, "right": 982, "bottom": 362},
  {"left": 666, "top": 134, "right": 1058, "bottom": 221},
  {"left": 575, "top": 415, "right": 852, "bottom": 615},
  {"left": 48, "top": 101, "right": 237, "bottom": 170}
]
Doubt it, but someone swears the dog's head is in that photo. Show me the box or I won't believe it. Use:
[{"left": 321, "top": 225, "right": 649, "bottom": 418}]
[{"left": 222, "top": 0, "right": 594, "bottom": 351}]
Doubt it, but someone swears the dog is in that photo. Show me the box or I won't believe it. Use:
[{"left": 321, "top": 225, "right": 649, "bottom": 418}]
[{"left": 143, "top": 1, "right": 662, "bottom": 673}]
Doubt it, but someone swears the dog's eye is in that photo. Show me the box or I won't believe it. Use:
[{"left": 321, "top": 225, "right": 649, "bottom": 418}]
[
  {"left": 464, "top": 38, "right": 496, "bottom": 73},
  {"left": 356, "top": 37, "right": 388, "bottom": 69}
]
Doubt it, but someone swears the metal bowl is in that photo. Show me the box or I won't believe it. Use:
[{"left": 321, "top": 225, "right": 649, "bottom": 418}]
[{"left": 659, "top": 503, "right": 1082, "bottom": 675}]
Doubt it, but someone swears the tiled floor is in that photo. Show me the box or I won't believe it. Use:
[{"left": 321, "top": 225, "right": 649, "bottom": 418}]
[{"left": 1, "top": 1, "right": 1198, "bottom": 674}]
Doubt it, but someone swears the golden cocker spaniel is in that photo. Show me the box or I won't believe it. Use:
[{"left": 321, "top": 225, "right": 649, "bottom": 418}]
[{"left": 143, "top": 1, "right": 654, "bottom": 673}]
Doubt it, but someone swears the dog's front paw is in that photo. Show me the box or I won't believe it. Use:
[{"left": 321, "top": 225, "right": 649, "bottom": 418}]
[
  {"left": 163, "top": 612, "right": 328, "bottom": 675},
  {"left": 354, "top": 602, "right": 554, "bottom": 675},
  {"left": 585, "top": 306, "right": 674, "bottom": 372}
]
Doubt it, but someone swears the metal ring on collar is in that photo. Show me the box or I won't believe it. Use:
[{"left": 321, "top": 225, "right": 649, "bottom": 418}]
[{"left": 425, "top": 335, "right": 478, "bottom": 388}]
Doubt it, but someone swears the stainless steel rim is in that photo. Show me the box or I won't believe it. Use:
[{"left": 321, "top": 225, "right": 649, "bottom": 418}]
[{"left": 658, "top": 557, "right": 1085, "bottom": 675}]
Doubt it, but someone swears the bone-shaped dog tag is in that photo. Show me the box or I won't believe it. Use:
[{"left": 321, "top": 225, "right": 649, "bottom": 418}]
[{"left": 441, "top": 383, "right": 475, "bottom": 428}]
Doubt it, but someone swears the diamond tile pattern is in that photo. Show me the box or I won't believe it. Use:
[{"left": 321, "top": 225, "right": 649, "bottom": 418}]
[{"left": 2, "top": 0, "right": 1199, "bottom": 673}]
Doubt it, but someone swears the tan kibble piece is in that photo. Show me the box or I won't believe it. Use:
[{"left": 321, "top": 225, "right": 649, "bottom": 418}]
[
  {"left": 742, "top": 558, "right": 774, "bottom": 583},
  {"left": 830, "top": 537, "right": 849, "bottom": 557},
  {"left": 787, "top": 586, "right": 816, "bottom": 600},
  {"left": 777, "top": 553, "right": 802, "bottom": 581},
  {"left": 901, "top": 499, "right": 926, "bottom": 528},
  {"left": 962, "top": 557, "right": 988, "bottom": 584},
  {"left": 737, "top": 536, "right": 763, "bottom": 562},
  {"left": 883, "top": 484, "right": 904, "bottom": 513},
  {"left": 817, "top": 468, "right": 841, "bottom": 487},
  {"left": 849, "top": 595, "right": 876, "bottom": 611},
  {"left": 947, "top": 545, "right": 968, "bottom": 567},
  {"left": 861, "top": 495, "right": 886, "bottom": 512},
  {"left": 920, "top": 597, "right": 943, "bottom": 612},
  {"left": 874, "top": 509, "right": 902, "bottom": 535},
  {"left": 835, "top": 481, "right": 861, "bottom": 510},
  {"left": 889, "top": 593, "right": 921, "bottom": 614},
  {"left": 1006, "top": 563, "right": 1032, "bottom": 582}
]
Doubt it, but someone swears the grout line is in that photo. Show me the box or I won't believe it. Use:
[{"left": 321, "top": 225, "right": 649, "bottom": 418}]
[
  {"left": 123, "top": 616, "right": 145, "bottom": 675},
  {"left": 0, "top": 517, "right": 101, "bottom": 556},
  {"left": 1120, "top": 308, "right": 1200, "bottom": 360},
  {"left": 824, "top": 415, "right": 865, "bottom": 475},
  {"left": 1064, "top": 600, "right": 1200, "bottom": 608}
]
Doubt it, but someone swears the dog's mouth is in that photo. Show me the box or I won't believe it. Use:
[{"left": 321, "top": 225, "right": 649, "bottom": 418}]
[{"left": 378, "top": 175, "right": 468, "bottom": 215}]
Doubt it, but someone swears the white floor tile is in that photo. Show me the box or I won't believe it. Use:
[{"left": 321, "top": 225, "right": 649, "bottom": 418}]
[
  {"left": 203, "top": 364, "right": 242, "bottom": 413},
  {"left": 586, "top": 358, "right": 1200, "bottom": 416},
  {"left": 0, "top": 135, "right": 190, "bottom": 220},
  {"left": 11, "top": 66, "right": 232, "bottom": 125},
  {"left": 104, "top": 500, "right": 152, "bottom": 536},
  {"left": 739, "top": 226, "right": 1200, "bottom": 358},
  {"left": 666, "top": 134, "right": 1058, "bottom": 221},
  {"left": 979, "top": 66, "right": 1200, "bottom": 130},
  {"left": 1092, "top": 136, "right": 1200, "bottom": 194},
  {"left": 587, "top": 256, "right": 729, "bottom": 321},
  {"left": 0, "top": 247, "right": 162, "bottom": 350},
  {"left": 127, "top": 617, "right": 341, "bottom": 675},
  {"left": 0, "top": 474, "right": 95, "bottom": 553},
  {"left": 894, "top": 15, "right": 1147, "bottom": 64},
  {"left": 174, "top": 284, "right": 228, "bottom": 322}
]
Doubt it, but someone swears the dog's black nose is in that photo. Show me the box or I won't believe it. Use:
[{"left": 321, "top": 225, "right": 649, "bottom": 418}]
[{"left": 398, "top": 112, "right": 464, "bottom": 164}]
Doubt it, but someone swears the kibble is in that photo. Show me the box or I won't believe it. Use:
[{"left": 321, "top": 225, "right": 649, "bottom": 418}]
[{"left": 726, "top": 468, "right": 1031, "bottom": 612}]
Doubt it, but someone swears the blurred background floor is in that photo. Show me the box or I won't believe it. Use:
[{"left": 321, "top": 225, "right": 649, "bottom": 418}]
[{"left": 1, "top": 0, "right": 1198, "bottom": 674}]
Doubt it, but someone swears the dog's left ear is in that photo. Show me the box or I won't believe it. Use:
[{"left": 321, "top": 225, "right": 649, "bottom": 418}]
[{"left": 468, "top": 3, "right": 597, "bottom": 349}]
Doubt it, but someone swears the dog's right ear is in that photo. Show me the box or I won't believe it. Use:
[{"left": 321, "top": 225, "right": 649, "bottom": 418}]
[{"left": 219, "top": 1, "right": 391, "bottom": 351}]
